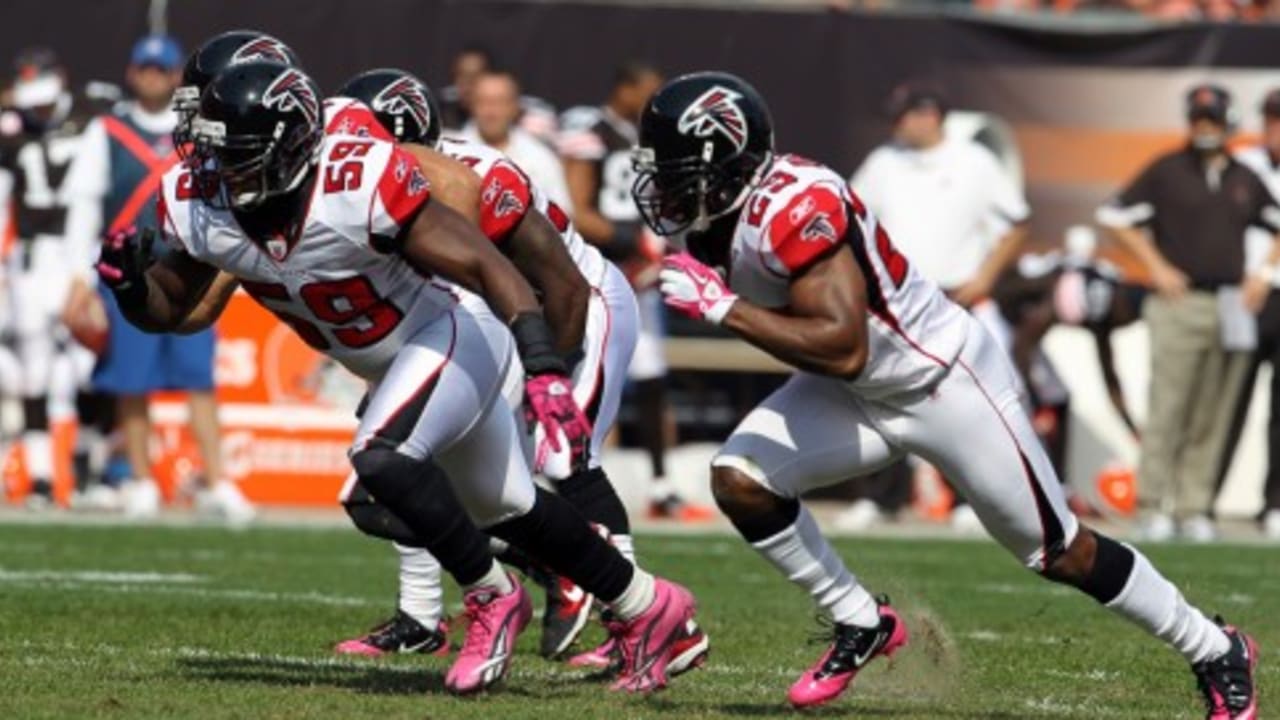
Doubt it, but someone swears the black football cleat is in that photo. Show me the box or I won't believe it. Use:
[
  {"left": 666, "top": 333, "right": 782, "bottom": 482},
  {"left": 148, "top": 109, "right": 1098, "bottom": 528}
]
[
  {"left": 334, "top": 609, "right": 449, "bottom": 657},
  {"left": 536, "top": 569, "right": 594, "bottom": 659},
  {"left": 1193, "top": 618, "right": 1258, "bottom": 720}
]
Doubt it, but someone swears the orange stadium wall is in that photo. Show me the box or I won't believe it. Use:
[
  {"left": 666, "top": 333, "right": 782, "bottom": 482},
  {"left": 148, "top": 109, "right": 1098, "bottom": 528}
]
[{"left": 146, "top": 291, "right": 358, "bottom": 506}]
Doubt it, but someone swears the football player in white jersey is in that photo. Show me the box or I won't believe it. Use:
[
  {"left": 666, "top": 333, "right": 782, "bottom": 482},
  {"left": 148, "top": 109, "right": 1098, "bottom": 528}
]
[
  {"left": 635, "top": 72, "right": 1258, "bottom": 718},
  {"left": 97, "top": 59, "right": 699, "bottom": 696},
  {"left": 331, "top": 68, "right": 707, "bottom": 671}
]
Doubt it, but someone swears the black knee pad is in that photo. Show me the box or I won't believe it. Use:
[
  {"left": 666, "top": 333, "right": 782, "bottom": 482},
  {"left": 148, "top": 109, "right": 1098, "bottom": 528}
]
[
  {"left": 554, "top": 467, "right": 631, "bottom": 536},
  {"left": 342, "top": 479, "right": 423, "bottom": 546},
  {"left": 21, "top": 397, "right": 48, "bottom": 431},
  {"left": 711, "top": 466, "right": 799, "bottom": 542},
  {"left": 1078, "top": 531, "right": 1136, "bottom": 605},
  {"left": 728, "top": 496, "right": 801, "bottom": 543},
  {"left": 351, "top": 444, "right": 416, "bottom": 486},
  {"left": 350, "top": 444, "right": 493, "bottom": 586}
]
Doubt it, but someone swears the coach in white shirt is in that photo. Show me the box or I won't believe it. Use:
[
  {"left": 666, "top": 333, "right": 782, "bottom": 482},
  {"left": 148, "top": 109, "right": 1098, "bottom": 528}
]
[
  {"left": 850, "top": 84, "right": 1030, "bottom": 308},
  {"left": 846, "top": 84, "right": 1031, "bottom": 533},
  {"left": 463, "top": 70, "right": 573, "bottom": 211}
]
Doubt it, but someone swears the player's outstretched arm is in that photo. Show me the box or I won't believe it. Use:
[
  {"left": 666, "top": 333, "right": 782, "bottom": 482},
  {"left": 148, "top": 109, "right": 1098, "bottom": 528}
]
[
  {"left": 506, "top": 211, "right": 590, "bottom": 356},
  {"left": 399, "top": 198, "right": 592, "bottom": 460},
  {"left": 403, "top": 143, "right": 589, "bottom": 355},
  {"left": 399, "top": 199, "right": 543, "bottom": 322},
  {"left": 722, "top": 247, "right": 871, "bottom": 379},
  {"left": 173, "top": 271, "right": 241, "bottom": 335},
  {"left": 97, "top": 227, "right": 222, "bottom": 334},
  {"left": 660, "top": 245, "right": 870, "bottom": 379}
]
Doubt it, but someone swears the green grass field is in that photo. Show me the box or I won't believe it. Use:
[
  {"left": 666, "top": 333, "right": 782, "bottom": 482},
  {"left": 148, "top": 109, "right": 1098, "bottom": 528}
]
[{"left": 0, "top": 522, "right": 1274, "bottom": 719}]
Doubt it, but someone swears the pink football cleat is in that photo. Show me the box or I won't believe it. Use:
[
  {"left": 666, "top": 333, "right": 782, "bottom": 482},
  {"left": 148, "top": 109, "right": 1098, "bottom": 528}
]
[
  {"left": 444, "top": 574, "right": 532, "bottom": 695},
  {"left": 334, "top": 610, "right": 449, "bottom": 657},
  {"left": 787, "top": 597, "right": 908, "bottom": 709},
  {"left": 568, "top": 634, "right": 619, "bottom": 671},
  {"left": 1195, "top": 620, "right": 1258, "bottom": 720},
  {"left": 569, "top": 616, "right": 709, "bottom": 678},
  {"left": 608, "top": 578, "right": 700, "bottom": 693}
]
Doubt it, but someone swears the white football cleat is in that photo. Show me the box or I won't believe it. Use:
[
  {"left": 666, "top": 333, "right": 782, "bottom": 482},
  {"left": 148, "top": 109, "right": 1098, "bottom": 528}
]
[
  {"left": 1263, "top": 510, "right": 1280, "bottom": 542},
  {"left": 949, "top": 505, "right": 985, "bottom": 536},
  {"left": 122, "top": 478, "right": 162, "bottom": 519},
  {"left": 834, "top": 499, "right": 882, "bottom": 533},
  {"left": 1136, "top": 513, "right": 1176, "bottom": 543},
  {"left": 196, "top": 481, "right": 256, "bottom": 528},
  {"left": 72, "top": 484, "right": 122, "bottom": 512},
  {"left": 1180, "top": 515, "right": 1217, "bottom": 544}
]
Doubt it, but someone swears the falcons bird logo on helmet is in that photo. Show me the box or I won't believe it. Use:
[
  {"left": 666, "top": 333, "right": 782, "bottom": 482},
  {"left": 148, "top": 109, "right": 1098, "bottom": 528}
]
[
  {"left": 230, "top": 37, "right": 293, "bottom": 65},
  {"left": 372, "top": 77, "right": 433, "bottom": 136},
  {"left": 262, "top": 69, "right": 319, "bottom": 125},
  {"left": 677, "top": 86, "right": 748, "bottom": 153}
]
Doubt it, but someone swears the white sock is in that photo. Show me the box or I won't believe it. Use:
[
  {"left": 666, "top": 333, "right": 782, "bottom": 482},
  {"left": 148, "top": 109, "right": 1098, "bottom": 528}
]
[
  {"left": 612, "top": 534, "right": 637, "bottom": 565},
  {"left": 609, "top": 568, "right": 657, "bottom": 622},
  {"left": 394, "top": 543, "right": 443, "bottom": 628},
  {"left": 752, "top": 506, "right": 879, "bottom": 628},
  {"left": 1106, "top": 545, "right": 1230, "bottom": 665},
  {"left": 22, "top": 430, "right": 53, "bottom": 483},
  {"left": 462, "top": 559, "right": 515, "bottom": 596}
]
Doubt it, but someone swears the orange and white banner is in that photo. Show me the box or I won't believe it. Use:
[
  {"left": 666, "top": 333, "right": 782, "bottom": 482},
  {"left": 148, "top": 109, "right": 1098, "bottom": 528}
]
[
  {"left": 4, "top": 290, "right": 362, "bottom": 507},
  {"left": 149, "top": 289, "right": 362, "bottom": 506}
]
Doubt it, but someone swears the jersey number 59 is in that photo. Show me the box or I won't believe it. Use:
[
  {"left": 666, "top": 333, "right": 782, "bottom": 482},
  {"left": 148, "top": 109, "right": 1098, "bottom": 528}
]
[{"left": 241, "top": 276, "right": 403, "bottom": 351}]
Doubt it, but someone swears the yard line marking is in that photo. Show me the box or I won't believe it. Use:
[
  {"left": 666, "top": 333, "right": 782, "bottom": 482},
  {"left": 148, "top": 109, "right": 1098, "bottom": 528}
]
[
  {"left": 1, "top": 578, "right": 382, "bottom": 607},
  {"left": 1044, "top": 668, "right": 1119, "bottom": 682},
  {"left": 975, "top": 582, "right": 1071, "bottom": 597},
  {"left": 1023, "top": 696, "right": 1120, "bottom": 717},
  {"left": 0, "top": 569, "right": 205, "bottom": 584}
]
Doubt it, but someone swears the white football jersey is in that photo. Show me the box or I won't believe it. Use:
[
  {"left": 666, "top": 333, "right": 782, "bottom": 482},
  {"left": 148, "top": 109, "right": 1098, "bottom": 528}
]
[
  {"left": 158, "top": 132, "right": 452, "bottom": 382},
  {"left": 322, "top": 97, "right": 608, "bottom": 287},
  {"left": 729, "top": 154, "right": 968, "bottom": 398},
  {"left": 439, "top": 136, "right": 607, "bottom": 286}
]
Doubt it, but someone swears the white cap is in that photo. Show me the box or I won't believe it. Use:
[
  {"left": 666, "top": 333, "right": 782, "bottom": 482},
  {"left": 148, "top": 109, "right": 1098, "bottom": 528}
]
[{"left": 13, "top": 73, "right": 64, "bottom": 109}]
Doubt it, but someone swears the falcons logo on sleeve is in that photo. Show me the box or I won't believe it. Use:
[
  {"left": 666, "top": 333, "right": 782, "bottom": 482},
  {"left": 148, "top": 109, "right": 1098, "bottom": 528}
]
[
  {"left": 372, "top": 78, "right": 433, "bottom": 137},
  {"left": 677, "top": 86, "right": 748, "bottom": 152},
  {"left": 800, "top": 212, "right": 838, "bottom": 244},
  {"left": 482, "top": 177, "right": 526, "bottom": 218},
  {"left": 262, "top": 69, "right": 320, "bottom": 126},
  {"left": 231, "top": 37, "right": 293, "bottom": 64}
]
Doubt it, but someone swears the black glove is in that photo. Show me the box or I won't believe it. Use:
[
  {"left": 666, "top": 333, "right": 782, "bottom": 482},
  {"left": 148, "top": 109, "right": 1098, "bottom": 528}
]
[{"left": 96, "top": 225, "right": 157, "bottom": 307}]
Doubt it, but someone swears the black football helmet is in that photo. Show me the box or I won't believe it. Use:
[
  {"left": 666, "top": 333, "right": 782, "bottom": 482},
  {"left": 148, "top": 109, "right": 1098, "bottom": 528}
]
[
  {"left": 632, "top": 71, "right": 774, "bottom": 236},
  {"left": 190, "top": 61, "right": 323, "bottom": 210},
  {"left": 173, "top": 31, "right": 299, "bottom": 156},
  {"left": 337, "top": 68, "right": 441, "bottom": 147}
]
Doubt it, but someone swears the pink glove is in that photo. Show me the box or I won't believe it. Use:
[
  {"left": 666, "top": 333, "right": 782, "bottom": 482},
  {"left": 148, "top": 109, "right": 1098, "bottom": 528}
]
[
  {"left": 525, "top": 373, "right": 592, "bottom": 471},
  {"left": 659, "top": 252, "right": 737, "bottom": 324}
]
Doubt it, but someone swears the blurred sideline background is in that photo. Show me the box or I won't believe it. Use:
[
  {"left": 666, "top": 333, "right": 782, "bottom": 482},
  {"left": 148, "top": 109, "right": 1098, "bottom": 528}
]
[{"left": 0, "top": 0, "right": 1275, "bottom": 523}]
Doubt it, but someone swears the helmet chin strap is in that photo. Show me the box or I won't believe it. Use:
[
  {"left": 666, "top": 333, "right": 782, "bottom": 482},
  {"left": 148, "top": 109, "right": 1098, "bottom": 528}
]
[
  {"left": 694, "top": 149, "right": 774, "bottom": 232},
  {"left": 689, "top": 141, "right": 716, "bottom": 233}
]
